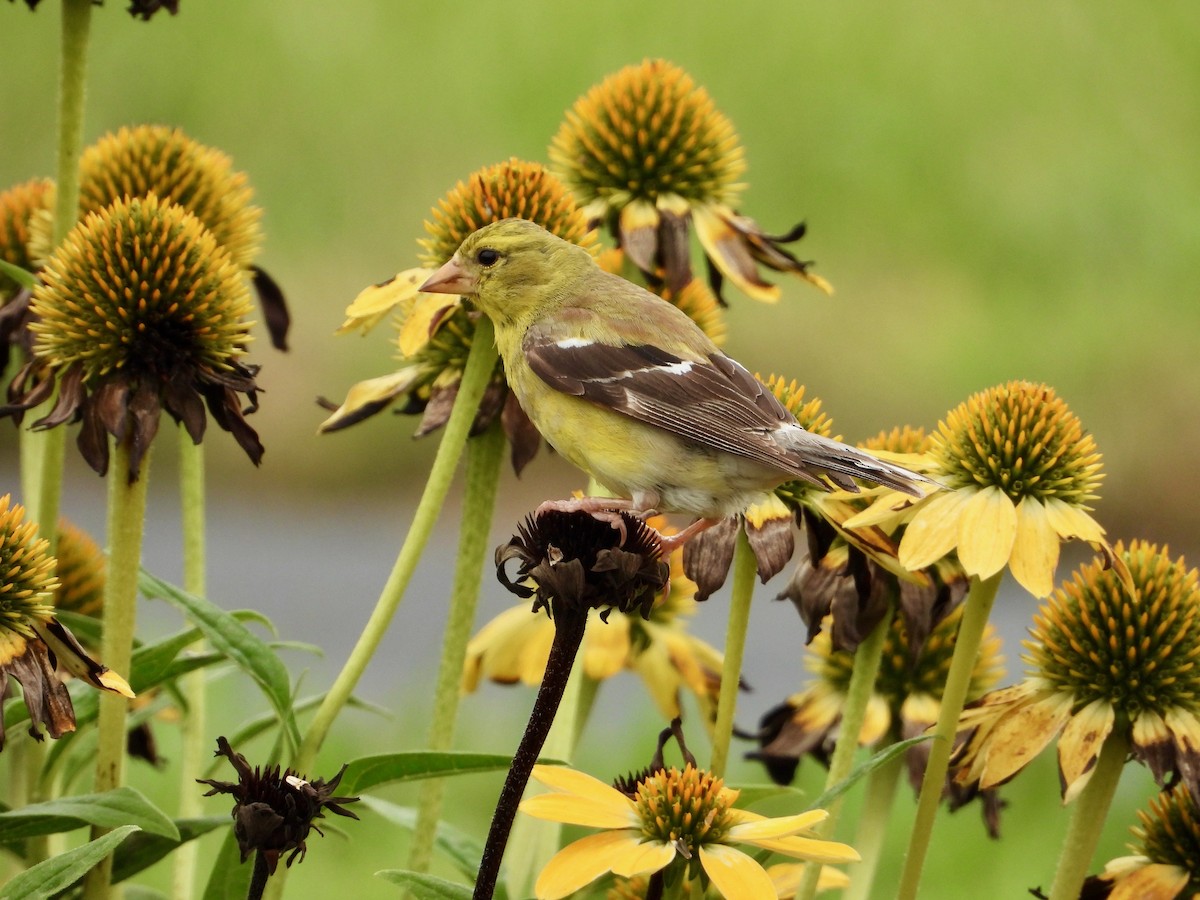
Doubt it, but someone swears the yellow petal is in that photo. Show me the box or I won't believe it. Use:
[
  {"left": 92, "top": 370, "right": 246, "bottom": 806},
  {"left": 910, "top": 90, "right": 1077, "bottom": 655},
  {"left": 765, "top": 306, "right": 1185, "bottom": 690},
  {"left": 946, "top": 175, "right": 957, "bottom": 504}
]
[
  {"left": 841, "top": 490, "right": 914, "bottom": 529},
  {"left": 1041, "top": 496, "right": 1105, "bottom": 543},
  {"left": 975, "top": 691, "right": 1072, "bottom": 790},
  {"left": 529, "top": 764, "right": 634, "bottom": 809},
  {"left": 609, "top": 838, "right": 676, "bottom": 878},
  {"left": 1059, "top": 699, "right": 1115, "bottom": 803},
  {"left": 698, "top": 844, "right": 779, "bottom": 900},
  {"left": 629, "top": 633, "right": 685, "bottom": 720},
  {"left": 518, "top": 793, "right": 638, "bottom": 830},
  {"left": 1107, "top": 863, "right": 1190, "bottom": 900},
  {"left": 726, "top": 808, "right": 827, "bottom": 841},
  {"left": 767, "top": 862, "right": 851, "bottom": 898},
  {"left": 747, "top": 832, "right": 861, "bottom": 864},
  {"left": 898, "top": 490, "right": 972, "bottom": 571},
  {"left": 398, "top": 293, "right": 462, "bottom": 357},
  {"left": 692, "top": 204, "right": 781, "bottom": 302},
  {"left": 618, "top": 199, "right": 661, "bottom": 273},
  {"left": 1009, "top": 497, "right": 1060, "bottom": 597},
  {"left": 534, "top": 830, "right": 643, "bottom": 900},
  {"left": 337, "top": 268, "right": 431, "bottom": 335},
  {"left": 460, "top": 605, "right": 547, "bottom": 689},
  {"left": 582, "top": 613, "right": 629, "bottom": 681},
  {"left": 955, "top": 486, "right": 1018, "bottom": 579},
  {"left": 317, "top": 367, "right": 428, "bottom": 434}
]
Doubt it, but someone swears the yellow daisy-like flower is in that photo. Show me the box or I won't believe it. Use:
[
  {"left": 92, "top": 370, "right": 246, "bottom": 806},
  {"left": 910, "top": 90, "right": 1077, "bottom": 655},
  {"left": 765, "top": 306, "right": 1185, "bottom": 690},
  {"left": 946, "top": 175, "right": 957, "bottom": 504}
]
[
  {"left": 551, "top": 58, "right": 831, "bottom": 302},
  {"left": 520, "top": 763, "right": 858, "bottom": 900},
  {"left": 847, "top": 380, "right": 1105, "bottom": 597},
  {"left": 322, "top": 159, "right": 594, "bottom": 472},
  {"left": 952, "top": 540, "right": 1200, "bottom": 804},
  {"left": 1086, "top": 785, "right": 1200, "bottom": 899},
  {"left": 0, "top": 177, "right": 51, "bottom": 300},
  {"left": 464, "top": 523, "right": 724, "bottom": 727}
]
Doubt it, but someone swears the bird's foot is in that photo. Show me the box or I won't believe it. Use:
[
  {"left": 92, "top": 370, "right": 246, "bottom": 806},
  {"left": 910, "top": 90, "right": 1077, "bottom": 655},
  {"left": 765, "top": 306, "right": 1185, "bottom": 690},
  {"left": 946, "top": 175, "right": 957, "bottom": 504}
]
[
  {"left": 535, "top": 496, "right": 654, "bottom": 545},
  {"left": 656, "top": 517, "right": 722, "bottom": 555}
]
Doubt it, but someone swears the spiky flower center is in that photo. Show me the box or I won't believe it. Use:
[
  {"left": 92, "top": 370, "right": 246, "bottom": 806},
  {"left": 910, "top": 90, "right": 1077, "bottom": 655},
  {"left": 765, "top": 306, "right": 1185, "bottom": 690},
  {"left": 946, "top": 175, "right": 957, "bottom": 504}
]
[
  {"left": 30, "top": 194, "right": 253, "bottom": 380},
  {"left": 763, "top": 376, "right": 833, "bottom": 436},
  {"left": 0, "top": 178, "right": 51, "bottom": 297},
  {"left": 1029, "top": 541, "right": 1200, "bottom": 718},
  {"left": 51, "top": 521, "right": 105, "bottom": 617},
  {"left": 633, "top": 765, "right": 733, "bottom": 852},
  {"left": 819, "top": 607, "right": 1002, "bottom": 712},
  {"left": 0, "top": 495, "right": 58, "bottom": 637},
  {"left": 78, "top": 125, "right": 261, "bottom": 267},
  {"left": 550, "top": 59, "right": 746, "bottom": 208},
  {"left": 933, "top": 381, "right": 1102, "bottom": 503},
  {"left": 418, "top": 159, "right": 592, "bottom": 267},
  {"left": 863, "top": 425, "right": 931, "bottom": 456},
  {"left": 1133, "top": 786, "right": 1200, "bottom": 882}
]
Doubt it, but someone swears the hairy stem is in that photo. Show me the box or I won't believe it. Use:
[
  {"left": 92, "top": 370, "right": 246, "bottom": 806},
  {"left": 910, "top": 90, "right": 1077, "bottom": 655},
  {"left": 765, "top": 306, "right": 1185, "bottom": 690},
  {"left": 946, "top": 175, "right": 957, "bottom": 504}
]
[{"left": 842, "top": 745, "right": 904, "bottom": 900}]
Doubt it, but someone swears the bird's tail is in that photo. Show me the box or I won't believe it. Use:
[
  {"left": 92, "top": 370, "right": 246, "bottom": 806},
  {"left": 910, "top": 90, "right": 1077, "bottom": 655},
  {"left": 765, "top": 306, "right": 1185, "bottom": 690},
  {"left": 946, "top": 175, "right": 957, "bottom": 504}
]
[{"left": 780, "top": 427, "right": 937, "bottom": 497}]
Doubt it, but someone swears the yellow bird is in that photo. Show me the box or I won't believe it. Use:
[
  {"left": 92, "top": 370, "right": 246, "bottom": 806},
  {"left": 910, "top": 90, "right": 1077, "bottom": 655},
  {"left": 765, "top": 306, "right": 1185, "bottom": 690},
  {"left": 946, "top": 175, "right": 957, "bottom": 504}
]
[{"left": 421, "top": 218, "right": 931, "bottom": 548}]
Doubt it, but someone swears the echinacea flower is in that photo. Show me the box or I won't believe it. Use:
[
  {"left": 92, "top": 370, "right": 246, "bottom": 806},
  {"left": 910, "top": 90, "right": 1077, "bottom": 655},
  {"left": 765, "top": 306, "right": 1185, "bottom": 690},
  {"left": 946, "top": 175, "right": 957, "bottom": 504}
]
[
  {"left": 322, "top": 159, "right": 593, "bottom": 473},
  {"left": 551, "top": 58, "right": 831, "bottom": 302},
  {"left": 26, "top": 125, "right": 288, "bottom": 349},
  {"left": 0, "top": 495, "right": 133, "bottom": 749},
  {"left": 0, "top": 178, "right": 52, "bottom": 369},
  {"left": 520, "top": 762, "right": 858, "bottom": 900},
  {"left": 752, "top": 604, "right": 1005, "bottom": 835},
  {"left": 951, "top": 540, "right": 1200, "bottom": 804},
  {"left": 1083, "top": 785, "right": 1200, "bottom": 900},
  {"left": 2, "top": 194, "right": 262, "bottom": 481},
  {"left": 197, "top": 736, "right": 359, "bottom": 874},
  {"left": 847, "top": 380, "right": 1107, "bottom": 597},
  {"left": 464, "top": 525, "right": 723, "bottom": 727}
]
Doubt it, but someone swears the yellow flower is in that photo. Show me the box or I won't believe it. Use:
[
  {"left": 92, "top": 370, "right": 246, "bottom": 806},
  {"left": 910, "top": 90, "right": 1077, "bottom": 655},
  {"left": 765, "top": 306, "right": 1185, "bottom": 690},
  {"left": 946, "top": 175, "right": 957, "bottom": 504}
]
[
  {"left": 1086, "top": 785, "right": 1200, "bottom": 900},
  {"left": 952, "top": 540, "right": 1200, "bottom": 804},
  {"left": 551, "top": 59, "right": 831, "bottom": 302},
  {"left": 846, "top": 380, "right": 1106, "bottom": 597},
  {"left": 520, "top": 763, "right": 858, "bottom": 900},
  {"left": 464, "top": 526, "right": 724, "bottom": 727}
]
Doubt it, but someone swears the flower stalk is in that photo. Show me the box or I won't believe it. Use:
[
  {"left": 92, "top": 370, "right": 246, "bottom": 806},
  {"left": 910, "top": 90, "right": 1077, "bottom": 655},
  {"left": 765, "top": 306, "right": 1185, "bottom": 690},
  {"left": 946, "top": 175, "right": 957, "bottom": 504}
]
[
  {"left": 709, "top": 529, "right": 755, "bottom": 778},
  {"left": 407, "top": 418, "right": 506, "bottom": 876},
  {"left": 843, "top": 751, "right": 904, "bottom": 900},
  {"left": 895, "top": 570, "right": 1002, "bottom": 900},
  {"left": 84, "top": 441, "right": 152, "bottom": 900},
  {"left": 1047, "top": 730, "right": 1129, "bottom": 900},
  {"left": 293, "top": 317, "right": 499, "bottom": 775},
  {"left": 474, "top": 603, "right": 589, "bottom": 900},
  {"left": 794, "top": 601, "right": 894, "bottom": 900}
]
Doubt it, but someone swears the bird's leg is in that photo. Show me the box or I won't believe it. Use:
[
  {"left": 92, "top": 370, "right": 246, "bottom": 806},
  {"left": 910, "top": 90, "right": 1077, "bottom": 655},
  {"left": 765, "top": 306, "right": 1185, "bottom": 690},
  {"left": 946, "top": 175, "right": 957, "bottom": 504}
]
[{"left": 656, "top": 517, "right": 722, "bottom": 554}]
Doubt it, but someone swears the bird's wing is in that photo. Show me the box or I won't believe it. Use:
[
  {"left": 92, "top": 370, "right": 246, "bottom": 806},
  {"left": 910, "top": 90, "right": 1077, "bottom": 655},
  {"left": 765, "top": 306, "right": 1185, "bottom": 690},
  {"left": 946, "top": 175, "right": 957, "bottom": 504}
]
[{"left": 523, "top": 312, "right": 801, "bottom": 473}]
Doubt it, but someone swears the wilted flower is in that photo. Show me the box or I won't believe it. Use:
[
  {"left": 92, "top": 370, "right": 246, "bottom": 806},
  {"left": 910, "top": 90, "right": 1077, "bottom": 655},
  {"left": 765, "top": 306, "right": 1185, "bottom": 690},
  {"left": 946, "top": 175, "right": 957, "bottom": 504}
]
[
  {"left": 847, "top": 381, "right": 1107, "bottom": 597},
  {"left": 520, "top": 760, "right": 857, "bottom": 900},
  {"left": 752, "top": 604, "right": 1005, "bottom": 835},
  {"left": 952, "top": 540, "right": 1200, "bottom": 804},
  {"left": 197, "top": 736, "right": 359, "bottom": 874},
  {"left": 465, "top": 524, "right": 723, "bottom": 727},
  {"left": 2, "top": 194, "right": 262, "bottom": 481},
  {"left": 322, "top": 159, "right": 593, "bottom": 472},
  {"left": 0, "top": 495, "right": 133, "bottom": 749},
  {"left": 551, "top": 58, "right": 831, "bottom": 303},
  {"left": 1083, "top": 785, "right": 1200, "bottom": 900}
]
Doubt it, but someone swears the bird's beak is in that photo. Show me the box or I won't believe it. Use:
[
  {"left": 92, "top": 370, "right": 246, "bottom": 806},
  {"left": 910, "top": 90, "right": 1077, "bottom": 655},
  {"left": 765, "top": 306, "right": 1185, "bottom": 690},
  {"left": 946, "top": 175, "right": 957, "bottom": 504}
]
[{"left": 419, "top": 257, "right": 476, "bottom": 295}]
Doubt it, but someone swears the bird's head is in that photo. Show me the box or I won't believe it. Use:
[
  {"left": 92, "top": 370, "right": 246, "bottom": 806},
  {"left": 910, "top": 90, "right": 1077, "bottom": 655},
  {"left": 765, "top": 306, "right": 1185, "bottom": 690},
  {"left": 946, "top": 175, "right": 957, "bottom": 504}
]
[{"left": 419, "top": 218, "right": 592, "bottom": 327}]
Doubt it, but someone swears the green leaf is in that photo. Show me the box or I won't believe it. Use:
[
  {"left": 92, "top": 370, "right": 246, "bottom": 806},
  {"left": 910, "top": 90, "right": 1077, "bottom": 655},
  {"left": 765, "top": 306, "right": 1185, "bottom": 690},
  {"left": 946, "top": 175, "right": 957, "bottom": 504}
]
[
  {"left": 0, "top": 787, "right": 178, "bottom": 843},
  {"left": 112, "top": 816, "right": 229, "bottom": 884},
  {"left": 341, "top": 752, "right": 562, "bottom": 794},
  {"left": 201, "top": 828, "right": 252, "bottom": 900},
  {"left": 0, "top": 259, "right": 36, "bottom": 289},
  {"left": 810, "top": 735, "right": 932, "bottom": 811},
  {"left": 139, "top": 569, "right": 300, "bottom": 749},
  {"left": 375, "top": 870, "right": 473, "bottom": 899},
  {"left": 726, "top": 782, "right": 808, "bottom": 809},
  {"left": 360, "top": 798, "right": 499, "bottom": 895},
  {"left": 0, "top": 825, "right": 139, "bottom": 898}
]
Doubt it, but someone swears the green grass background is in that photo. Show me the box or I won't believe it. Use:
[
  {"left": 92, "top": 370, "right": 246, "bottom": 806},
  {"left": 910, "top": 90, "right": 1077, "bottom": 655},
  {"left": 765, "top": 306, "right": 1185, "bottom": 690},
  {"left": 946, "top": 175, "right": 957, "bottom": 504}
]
[{"left": 3, "top": 1, "right": 1198, "bottom": 897}]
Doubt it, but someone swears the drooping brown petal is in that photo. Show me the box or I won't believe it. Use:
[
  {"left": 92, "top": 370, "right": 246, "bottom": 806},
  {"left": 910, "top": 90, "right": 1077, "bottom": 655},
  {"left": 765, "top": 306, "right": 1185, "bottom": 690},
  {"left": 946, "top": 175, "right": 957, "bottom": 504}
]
[
  {"left": 618, "top": 199, "right": 660, "bottom": 277},
  {"left": 745, "top": 513, "right": 795, "bottom": 583},
  {"left": 164, "top": 368, "right": 208, "bottom": 444},
  {"left": 502, "top": 391, "right": 541, "bottom": 476},
  {"left": 683, "top": 515, "right": 739, "bottom": 601},
  {"left": 203, "top": 384, "right": 264, "bottom": 466},
  {"left": 1, "top": 359, "right": 55, "bottom": 420},
  {"left": 126, "top": 380, "right": 163, "bottom": 482},
  {"left": 250, "top": 265, "right": 291, "bottom": 352},
  {"left": 32, "top": 618, "right": 133, "bottom": 697},
  {"left": 0, "top": 633, "right": 76, "bottom": 749},
  {"left": 657, "top": 205, "right": 693, "bottom": 293},
  {"left": 31, "top": 362, "right": 86, "bottom": 428}
]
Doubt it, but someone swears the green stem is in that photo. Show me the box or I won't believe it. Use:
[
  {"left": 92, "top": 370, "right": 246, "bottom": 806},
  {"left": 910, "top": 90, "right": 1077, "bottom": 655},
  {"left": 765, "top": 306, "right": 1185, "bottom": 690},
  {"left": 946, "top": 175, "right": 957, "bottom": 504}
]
[
  {"left": 895, "top": 571, "right": 1002, "bottom": 900},
  {"left": 709, "top": 528, "right": 755, "bottom": 779},
  {"left": 407, "top": 419, "right": 505, "bottom": 877},
  {"left": 1046, "top": 731, "right": 1129, "bottom": 900},
  {"left": 293, "top": 317, "right": 498, "bottom": 775},
  {"left": 84, "top": 441, "right": 152, "bottom": 900},
  {"left": 842, "top": 746, "right": 904, "bottom": 900},
  {"left": 172, "top": 433, "right": 207, "bottom": 900},
  {"left": 794, "top": 601, "right": 893, "bottom": 900}
]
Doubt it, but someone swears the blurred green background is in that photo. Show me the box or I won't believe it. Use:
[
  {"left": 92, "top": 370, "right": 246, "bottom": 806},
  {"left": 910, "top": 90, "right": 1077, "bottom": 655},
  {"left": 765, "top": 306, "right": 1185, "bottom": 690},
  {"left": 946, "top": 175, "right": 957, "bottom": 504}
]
[{"left": 3, "top": 1, "right": 1198, "bottom": 897}]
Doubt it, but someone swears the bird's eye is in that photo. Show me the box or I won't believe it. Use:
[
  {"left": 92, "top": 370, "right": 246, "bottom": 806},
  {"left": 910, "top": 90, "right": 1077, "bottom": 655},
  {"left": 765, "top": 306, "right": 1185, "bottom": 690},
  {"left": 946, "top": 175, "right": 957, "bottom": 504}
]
[{"left": 476, "top": 248, "right": 501, "bottom": 267}]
